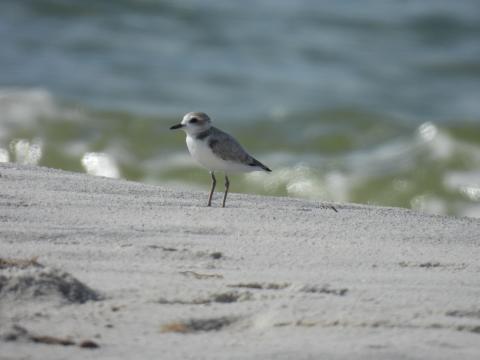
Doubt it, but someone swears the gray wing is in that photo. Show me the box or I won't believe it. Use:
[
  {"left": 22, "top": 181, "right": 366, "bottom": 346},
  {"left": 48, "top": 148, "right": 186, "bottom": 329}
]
[
  {"left": 208, "top": 127, "right": 271, "bottom": 171},
  {"left": 208, "top": 127, "right": 253, "bottom": 164}
]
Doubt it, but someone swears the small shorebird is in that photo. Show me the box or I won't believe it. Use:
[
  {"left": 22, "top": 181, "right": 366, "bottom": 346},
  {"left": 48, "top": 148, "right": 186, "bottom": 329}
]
[{"left": 170, "top": 112, "right": 271, "bottom": 207}]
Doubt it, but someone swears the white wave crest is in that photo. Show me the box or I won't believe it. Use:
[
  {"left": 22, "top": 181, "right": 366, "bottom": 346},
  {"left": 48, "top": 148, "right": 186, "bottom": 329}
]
[
  {"left": 81, "top": 152, "right": 120, "bottom": 179},
  {"left": 0, "top": 148, "right": 9, "bottom": 162},
  {"left": 9, "top": 139, "right": 43, "bottom": 165},
  {"left": 246, "top": 163, "right": 349, "bottom": 201}
]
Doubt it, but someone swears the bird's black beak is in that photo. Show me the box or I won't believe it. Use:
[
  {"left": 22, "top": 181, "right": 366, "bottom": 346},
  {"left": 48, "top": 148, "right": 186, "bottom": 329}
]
[{"left": 170, "top": 123, "right": 184, "bottom": 130}]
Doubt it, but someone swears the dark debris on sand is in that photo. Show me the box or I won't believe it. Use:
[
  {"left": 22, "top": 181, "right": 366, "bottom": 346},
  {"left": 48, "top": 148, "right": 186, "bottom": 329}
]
[
  {"left": 0, "top": 257, "right": 101, "bottom": 304},
  {"left": 3, "top": 325, "right": 99, "bottom": 349},
  {"left": 161, "top": 316, "right": 239, "bottom": 334}
]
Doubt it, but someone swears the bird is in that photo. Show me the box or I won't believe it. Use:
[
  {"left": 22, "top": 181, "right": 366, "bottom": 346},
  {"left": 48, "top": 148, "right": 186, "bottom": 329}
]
[{"left": 170, "top": 112, "right": 271, "bottom": 207}]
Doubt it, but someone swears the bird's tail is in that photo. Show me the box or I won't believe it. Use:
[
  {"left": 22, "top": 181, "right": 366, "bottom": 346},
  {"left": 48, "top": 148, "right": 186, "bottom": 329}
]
[{"left": 249, "top": 158, "right": 272, "bottom": 172}]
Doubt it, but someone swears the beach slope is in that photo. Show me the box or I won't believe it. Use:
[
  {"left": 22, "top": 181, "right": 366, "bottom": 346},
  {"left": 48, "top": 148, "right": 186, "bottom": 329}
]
[{"left": 1, "top": 162, "right": 479, "bottom": 359}]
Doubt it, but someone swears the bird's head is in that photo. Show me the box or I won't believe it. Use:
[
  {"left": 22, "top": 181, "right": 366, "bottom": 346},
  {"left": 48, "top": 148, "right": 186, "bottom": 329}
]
[{"left": 170, "top": 112, "right": 212, "bottom": 135}]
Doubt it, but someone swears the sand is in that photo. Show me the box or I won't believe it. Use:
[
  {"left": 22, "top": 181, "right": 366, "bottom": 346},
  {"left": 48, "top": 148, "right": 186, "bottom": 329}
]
[{"left": 1, "top": 162, "right": 479, "bottom": 359}]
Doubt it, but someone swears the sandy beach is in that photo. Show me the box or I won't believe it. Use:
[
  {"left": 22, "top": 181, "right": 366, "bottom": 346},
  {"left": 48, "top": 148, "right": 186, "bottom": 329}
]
[{"left": 1, "top": 162, "right": 479, "bottom": 359}]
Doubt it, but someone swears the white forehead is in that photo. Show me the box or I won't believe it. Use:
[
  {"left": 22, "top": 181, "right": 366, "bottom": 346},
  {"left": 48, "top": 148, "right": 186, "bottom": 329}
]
[{"left": 182, "top": 112, "right": 210, "bottom": 124}]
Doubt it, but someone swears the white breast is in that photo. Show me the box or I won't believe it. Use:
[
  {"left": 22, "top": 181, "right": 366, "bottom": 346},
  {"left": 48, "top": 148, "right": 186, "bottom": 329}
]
[{"left": 186, "top": 135, "right": 255, "bottom": 173}]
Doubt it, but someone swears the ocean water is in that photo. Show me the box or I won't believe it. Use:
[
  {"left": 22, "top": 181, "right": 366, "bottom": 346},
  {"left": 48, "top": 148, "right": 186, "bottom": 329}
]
[{"left": 1, "top": 0, "right": 480, "bottom": 217}]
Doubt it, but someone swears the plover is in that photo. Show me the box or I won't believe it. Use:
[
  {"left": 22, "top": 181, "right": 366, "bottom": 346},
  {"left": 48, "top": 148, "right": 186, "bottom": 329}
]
[{"left": 170, "top": 112, "right": 271, "bottom": 207}]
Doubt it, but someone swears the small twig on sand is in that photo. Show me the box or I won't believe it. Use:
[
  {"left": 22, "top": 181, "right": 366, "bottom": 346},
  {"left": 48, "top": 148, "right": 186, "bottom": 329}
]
[{"left": 179, "top": 271, "right": 223, "bottom": 280}]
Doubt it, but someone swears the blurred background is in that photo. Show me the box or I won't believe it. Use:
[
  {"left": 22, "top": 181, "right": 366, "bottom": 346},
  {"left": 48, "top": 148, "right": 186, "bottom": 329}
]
[{"left": 1, "top": 0, "right": 480, "bottom": 217}]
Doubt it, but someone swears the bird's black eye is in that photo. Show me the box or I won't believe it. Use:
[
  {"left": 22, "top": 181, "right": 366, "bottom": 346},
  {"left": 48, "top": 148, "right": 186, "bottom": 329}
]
[{"left": 189, "top": 118, "right": 198, "bottom": 124}]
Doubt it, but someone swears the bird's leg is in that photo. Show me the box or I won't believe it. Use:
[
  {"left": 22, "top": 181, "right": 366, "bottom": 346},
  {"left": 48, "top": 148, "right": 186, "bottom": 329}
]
[
  {"left": 222, "top": 175, "right": 230, "bottom": 208},
  {"left": 207, "top": 172, "right": 216, "bottom": 207}
]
